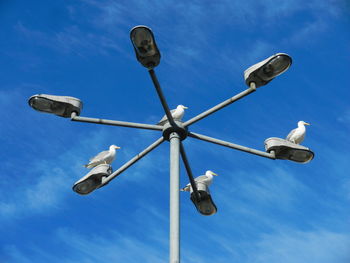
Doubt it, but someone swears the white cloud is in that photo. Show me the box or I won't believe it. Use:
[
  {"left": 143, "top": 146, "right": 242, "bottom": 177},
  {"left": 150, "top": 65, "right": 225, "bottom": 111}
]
[{"left": 0, "top": 124, "right": 167, "bottom": 222}]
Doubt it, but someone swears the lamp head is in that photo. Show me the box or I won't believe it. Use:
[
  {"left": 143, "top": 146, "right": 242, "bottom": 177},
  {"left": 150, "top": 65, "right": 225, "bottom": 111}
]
[
  {"left": 130, "top": 25, "right": 161, "bottom": 69},
  {"left": 265, "top": 137, "right": 314, "bottom": 164},
  {"left": 244, "top": 53, "right": 292, "bottom": 87},
  {"left": 73, "top": 164, "right": 112, "bottom": 195},
  {"left": 28, "top": 94, "right": 82, "bottom": 118},
  {"left": 190, "top": 188, "right": 217, "bottom": 216}
]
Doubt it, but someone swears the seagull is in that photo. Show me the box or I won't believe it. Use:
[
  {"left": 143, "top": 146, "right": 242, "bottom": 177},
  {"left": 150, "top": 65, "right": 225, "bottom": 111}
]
[
  {"left": 158, "top": 105, "right": 188, "bottom": 125},
  {"left": 286, "top": 121, "right": 310, "bottom": 144},
  {"left": 181, "top": 170, "right": 218, "bottom": 192},
  {"left": 84, "top": 145, "right": 121, "bottom": 169}
]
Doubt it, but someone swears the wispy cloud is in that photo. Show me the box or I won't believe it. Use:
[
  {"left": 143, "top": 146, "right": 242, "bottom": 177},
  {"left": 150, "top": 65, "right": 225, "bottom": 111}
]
[
  {"left": 249, "top": 229, "right": 350, "bottom": 263},
  {"left": 1, "top": 245, "right": 32, "bottom": 263},
  {"left": 57, "top": 231, "right": 165, "bottom": 263},
  {"left": 0, "top": 131, "right": 167, "bottom": 221},
  {"left": 0, "top": 88, "right": 167, "bottom": 220},
  {"left": 235, "top": 168, "right": 307, "bottom": 209},
  {"left": 14, "top": 22, "right": 125, "bottom": 58}
]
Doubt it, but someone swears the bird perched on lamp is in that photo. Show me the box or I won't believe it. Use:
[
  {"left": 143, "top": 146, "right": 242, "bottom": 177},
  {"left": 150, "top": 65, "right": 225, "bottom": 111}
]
[
  {"left": 84, "top": 145, "right": 121, "bottom": 169},
  {"left": 181, "top": 170, "right": 218, "bottom": 192},
  {"left": 286, "top": 121, "right": 310, "bottom": 144}
]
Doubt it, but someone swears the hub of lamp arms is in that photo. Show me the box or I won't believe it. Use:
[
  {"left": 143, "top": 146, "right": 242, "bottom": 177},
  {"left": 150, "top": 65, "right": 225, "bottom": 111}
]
[{"left": 162, "top": 121, "right": 188, "bottom": 141}]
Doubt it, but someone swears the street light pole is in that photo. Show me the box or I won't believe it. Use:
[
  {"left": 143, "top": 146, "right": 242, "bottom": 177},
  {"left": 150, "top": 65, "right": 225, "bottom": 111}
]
[
  {"left": 28, "top": 26, "right": 310, "bottom": 263},
  {"left": 169, "top": 132, "right": 181, "bottom": 263}
]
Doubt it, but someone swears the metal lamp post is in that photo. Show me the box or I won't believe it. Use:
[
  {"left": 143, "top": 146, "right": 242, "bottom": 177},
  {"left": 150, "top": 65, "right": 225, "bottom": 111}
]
[{"left": 28, "top": 26, "right": 313, "bottom": 263}]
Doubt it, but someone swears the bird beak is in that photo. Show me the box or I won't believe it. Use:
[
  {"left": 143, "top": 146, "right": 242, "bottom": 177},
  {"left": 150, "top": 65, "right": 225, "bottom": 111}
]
[
  {"left": 115, "top": 146, "right": 121, "bottom": 149},
  {"left": 183, "top": 106, "right": 188, "bottom": 109},
  {"left": 212, "top": 172, "right": 218, "bottom": 176},
  {"left": 304, "top": 122, "right": 310, "bottom": 126}
]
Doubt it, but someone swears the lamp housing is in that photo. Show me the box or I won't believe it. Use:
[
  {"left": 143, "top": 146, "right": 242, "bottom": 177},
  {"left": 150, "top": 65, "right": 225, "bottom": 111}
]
[
  {"left": 130, "top": 25, "right": 160, "bottom": 69},
  {"left": 28, "top": 94, "right": 82, "bottom": 118},
  {"left": 244, "top": 53, "right": 292, "bottom": 87},
  {"left": 73, "top": 164, "right": 112, "bottom": 195},
  {"left": 190, "top": 182, "right": 217, "bottom": 216},
  {"left": 265, "top": 137, "right": 314, "bottom": 163}
]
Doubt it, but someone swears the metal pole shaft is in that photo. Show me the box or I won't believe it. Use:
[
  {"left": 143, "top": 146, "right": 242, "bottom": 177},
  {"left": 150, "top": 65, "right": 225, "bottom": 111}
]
[{"left": 169, "top": 132, "right": 180, "bottom": 263}]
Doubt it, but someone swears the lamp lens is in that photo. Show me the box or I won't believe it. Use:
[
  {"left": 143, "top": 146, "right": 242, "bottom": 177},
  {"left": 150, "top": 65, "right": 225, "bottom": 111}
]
[
  {"left": 261, "top": 55, "right": 291, "bottom": 80},
  {"left": 75, "top": 178, "right": 98, "bottom": 194},
  {"left": 291, "top": 149, "right": 314, "bottom": 163},
  {"left": 30, "top": 97, "right": 53, "bottom": 112},
  {"left": 199, "top": 200, "right": 216, "bottom": 215},
  {"left": 30, "top": 96, "right": 67, "bottom": 115},
  {"left": 132, "top": 28, "right": 156, "bottom": 57}
]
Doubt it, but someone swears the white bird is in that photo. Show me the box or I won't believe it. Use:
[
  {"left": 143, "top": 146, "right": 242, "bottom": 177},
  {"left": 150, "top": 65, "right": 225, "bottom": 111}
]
[
  {"left": 158, "top": 105, "right": 188, "bottom": 125},
  {"left": 84, "top": 145, "right": 121, "bottom": 169},
  {"left": 286, "top": 121, "right": 310, "bottom": 144},
  {"left": 181, "top": 170, "right": 218, "bottom": 192}
]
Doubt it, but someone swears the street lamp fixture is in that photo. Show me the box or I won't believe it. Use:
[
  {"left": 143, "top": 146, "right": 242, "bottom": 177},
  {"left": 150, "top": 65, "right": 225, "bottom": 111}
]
[
  {"left": 28, "top": 26, "right": 313, "bottom": 263},
  {"left": 190, "top": 184, "right": 217, "bottom": 216},
  {"left": 244, "top": 53, "right": 292, "bottom": 87},
  {"left": 265, "top": 137, "right": 314, "bottom": 163},
  {"left": 28, "top": 94, "right": 82, "bottom": 118},
  {"left": 130, "top": 25, "right": 161, "bottom": 69},
  {"left": 73, "top": 164, "right": 112, "bottom": 195}
]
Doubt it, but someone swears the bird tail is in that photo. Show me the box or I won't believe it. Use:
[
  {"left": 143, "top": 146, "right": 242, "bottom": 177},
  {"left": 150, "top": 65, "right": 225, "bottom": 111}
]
[{"left": 180, "top": 186, "right": 190, "bottom": 192}]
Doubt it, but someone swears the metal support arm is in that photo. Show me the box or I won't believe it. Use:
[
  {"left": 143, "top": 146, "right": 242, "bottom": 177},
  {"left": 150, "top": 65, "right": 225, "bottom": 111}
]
[
  {"left": 184, "top": 82, "right": 257, "bottom": 127},
  {"left": 148, "top": 69, "right": 177, "bottom": 127},
  {"left": 188, "top": 131, "right": 276, "bottom": 159},
  {"left": 71, "top": 113, "right": 163, "bottom": 131},
  {"left": 179, "top": 142, "right": 201, "bottom": 202},
  {"left": 101, "top": 137, "right": 165, "bottom": 185}
]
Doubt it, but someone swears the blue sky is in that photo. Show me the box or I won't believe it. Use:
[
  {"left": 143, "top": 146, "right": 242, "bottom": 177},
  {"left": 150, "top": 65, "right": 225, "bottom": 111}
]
[{"left": 1, "top": 0, "right": 350, "bottom": 262}]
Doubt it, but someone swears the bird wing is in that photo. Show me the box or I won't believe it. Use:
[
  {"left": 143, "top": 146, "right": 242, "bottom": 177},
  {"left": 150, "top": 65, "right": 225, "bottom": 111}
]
[
  {"left": 89, "top": 150, "right": 109, "bottom": 162},
  {"left": 195, "top": 175, "right": 210, "bottom": 183},
  {"left": 294, "top": 132, "right": 305, "bottom": 144},
  {"left": 181, "top": 175, "right": 212, "bottom": 191},
  {"left": 286, "top": 128, "right": 297, "bottom": 141},
  {"left": 158, "top": 109, "right": 176, "bottom": 124}
]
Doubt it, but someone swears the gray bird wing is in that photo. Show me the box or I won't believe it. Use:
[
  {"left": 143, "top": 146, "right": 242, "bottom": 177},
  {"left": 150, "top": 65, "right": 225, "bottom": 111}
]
[
  {"left": 295, "top": 133, "right": 305, "bottom": 144},
  {"left": 158, "top": 109, "right": 176, "bottom": 124},
  {"left": 89, "top": 150, "right": 109, "bottom": 162},
  {"left": 195, "top": 175, "right": 209, "bottom": 183},
  {"left": 286, "top": 128, "right": 297, "bottom": 141},
  {"left": 181, "top": 175, "right": 208, "bottom": 190}
]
